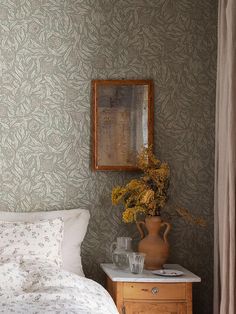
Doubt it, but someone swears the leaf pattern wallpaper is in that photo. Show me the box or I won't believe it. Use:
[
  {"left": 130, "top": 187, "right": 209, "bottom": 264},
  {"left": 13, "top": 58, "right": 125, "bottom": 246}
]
[{"left": 0, "top": 1, "right": 217, "bottom": 313}]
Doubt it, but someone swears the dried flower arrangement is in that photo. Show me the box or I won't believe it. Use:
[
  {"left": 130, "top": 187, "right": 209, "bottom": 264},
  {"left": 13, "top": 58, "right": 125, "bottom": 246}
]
[{"left": 111, "top": 146, "right": 205, "bottom": 226}]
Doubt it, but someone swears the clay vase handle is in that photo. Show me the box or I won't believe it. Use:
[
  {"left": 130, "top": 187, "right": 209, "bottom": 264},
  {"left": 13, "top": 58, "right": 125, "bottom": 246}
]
[
  {"left": 136, "top": 221, "right": 146, "bottom": 239},
  {"left": 161, "top": 222, "right": 171, "bottom": 243}
]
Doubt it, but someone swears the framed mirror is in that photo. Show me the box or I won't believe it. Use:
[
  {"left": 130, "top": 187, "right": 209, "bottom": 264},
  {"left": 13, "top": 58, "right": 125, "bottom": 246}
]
[{"left": 92, "top": 79, "right": 154, "bottom": 171}]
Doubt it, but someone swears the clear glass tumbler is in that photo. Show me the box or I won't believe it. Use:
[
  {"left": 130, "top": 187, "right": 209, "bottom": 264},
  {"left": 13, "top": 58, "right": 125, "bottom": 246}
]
[{"left": 128, "top": 252, "right": 146, "bottom": 274}]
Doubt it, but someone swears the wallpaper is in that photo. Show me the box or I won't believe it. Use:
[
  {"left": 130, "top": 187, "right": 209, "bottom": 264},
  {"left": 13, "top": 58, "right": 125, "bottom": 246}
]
[{"left": 0, "top": 1, "right": 217, "bottom": 313}]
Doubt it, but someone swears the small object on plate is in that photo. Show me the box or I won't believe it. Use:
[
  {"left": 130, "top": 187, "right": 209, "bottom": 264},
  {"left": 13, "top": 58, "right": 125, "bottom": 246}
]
[{"left": 152, "top": 269, "right": 184, "bottom": 277}]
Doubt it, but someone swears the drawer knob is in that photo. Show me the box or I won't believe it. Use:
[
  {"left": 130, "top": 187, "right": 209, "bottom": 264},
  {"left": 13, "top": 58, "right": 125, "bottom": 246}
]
[{"left": 151, "top": 287, "right": 159, "bottom": 294}]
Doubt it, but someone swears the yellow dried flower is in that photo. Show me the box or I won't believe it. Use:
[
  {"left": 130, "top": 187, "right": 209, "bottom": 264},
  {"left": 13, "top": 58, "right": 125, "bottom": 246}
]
[
  {"left": 137, "top": 145, "right": 161, "bottom": 171},
  {"left": 176, "top": 207, "right": 206, "bottom": 226},
  {"left": 122, "top": 206, "right": 146, "bottom": 223},
  {"left": 122, "top": 208, "right": 135, "bottom": 223},
  {"left": 111, "top": 186, "right": 127, "bottom": 205},
  {"left": 126, "top": 179, "right": 146, "bottom": 191},
  {"left": 156, "top": 195, "right": 166, "bottom": 208},
  {"left": 140, "top": 189, "right": 154, "bottom": 205},
  {"left": 194, "top": 218, "right": 207, "bottom": 227},
  {"left": 111, "top": 146, "right": 205, "bottom": 226}
]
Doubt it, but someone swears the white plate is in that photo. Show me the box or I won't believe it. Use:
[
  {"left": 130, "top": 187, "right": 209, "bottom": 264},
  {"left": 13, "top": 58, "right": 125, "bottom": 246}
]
[{"left": 151, "top": 269, "right": 184, "bottom": 277}]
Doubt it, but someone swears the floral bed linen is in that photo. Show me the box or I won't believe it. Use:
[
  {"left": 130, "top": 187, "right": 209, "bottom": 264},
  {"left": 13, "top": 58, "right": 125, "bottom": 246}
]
[{"left": 0, "top": 259, "right": 118, "bottom": 314}]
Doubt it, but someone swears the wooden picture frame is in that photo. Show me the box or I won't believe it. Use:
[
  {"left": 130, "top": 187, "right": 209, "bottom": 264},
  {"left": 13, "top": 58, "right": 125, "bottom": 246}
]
[{"left": 92, "top": 79, "right": 154, "bottom": 171}]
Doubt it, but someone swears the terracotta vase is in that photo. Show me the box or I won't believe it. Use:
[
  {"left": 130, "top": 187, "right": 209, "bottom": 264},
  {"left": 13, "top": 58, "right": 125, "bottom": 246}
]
[{"left": 136, "top": 216, "right": 171, "bottom": 270}]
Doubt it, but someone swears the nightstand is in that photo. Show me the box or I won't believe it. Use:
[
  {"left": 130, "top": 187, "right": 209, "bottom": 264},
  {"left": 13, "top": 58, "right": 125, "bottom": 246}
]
[{"left": 101, "top": 263, "right": 201, "bottom": 314}]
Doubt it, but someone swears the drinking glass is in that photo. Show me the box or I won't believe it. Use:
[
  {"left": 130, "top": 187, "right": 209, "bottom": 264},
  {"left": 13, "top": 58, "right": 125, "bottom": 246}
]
[{"left": 128, "top": 252, "right": 146, "bottom": 274}]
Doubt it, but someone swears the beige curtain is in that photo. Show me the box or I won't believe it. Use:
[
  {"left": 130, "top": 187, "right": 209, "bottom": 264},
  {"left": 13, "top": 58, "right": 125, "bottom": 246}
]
[{"left": 214, "top": 0, "right": 236, "bottom": 313}]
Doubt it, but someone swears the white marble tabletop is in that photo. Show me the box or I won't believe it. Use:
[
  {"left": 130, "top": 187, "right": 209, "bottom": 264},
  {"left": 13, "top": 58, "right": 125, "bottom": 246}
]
[{"left": 100, "top": 263, "right": 201, "bottom": 283}]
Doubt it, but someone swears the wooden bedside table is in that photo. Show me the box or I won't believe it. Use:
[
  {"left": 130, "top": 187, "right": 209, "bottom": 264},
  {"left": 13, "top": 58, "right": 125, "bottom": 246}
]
[{"left": 101, "top": 263, "right": 201, "bottom": 314}]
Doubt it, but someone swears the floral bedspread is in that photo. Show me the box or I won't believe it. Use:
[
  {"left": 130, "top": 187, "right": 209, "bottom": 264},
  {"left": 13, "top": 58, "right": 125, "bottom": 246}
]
[{"left": 0, "top": 259, "right": 118, "bottom": 314}]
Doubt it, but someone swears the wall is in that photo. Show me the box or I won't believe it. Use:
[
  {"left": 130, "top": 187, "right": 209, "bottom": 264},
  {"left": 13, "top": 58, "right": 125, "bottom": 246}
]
[{"left": 0, "top": 1, "right": 217, "bottom": 313}]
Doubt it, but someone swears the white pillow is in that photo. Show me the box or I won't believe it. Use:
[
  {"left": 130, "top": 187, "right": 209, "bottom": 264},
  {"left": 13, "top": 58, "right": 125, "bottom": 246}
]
[
  {"left": 0, "top": 209, "right": 90, "bottom": 276},
  {"left": 0, "top": 218, "right": 64, "bottom": 266}
]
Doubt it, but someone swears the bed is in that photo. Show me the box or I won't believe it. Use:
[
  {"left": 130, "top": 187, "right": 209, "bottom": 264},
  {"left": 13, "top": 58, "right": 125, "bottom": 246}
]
[{"left": 0, "top": 209, "right": 118, "bottom": 314}]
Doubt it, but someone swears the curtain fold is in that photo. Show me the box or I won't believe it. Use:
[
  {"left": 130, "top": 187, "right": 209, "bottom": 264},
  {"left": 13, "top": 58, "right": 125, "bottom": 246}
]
[{"left": 214, "top": 0, "right": 236, "bottom": 313}]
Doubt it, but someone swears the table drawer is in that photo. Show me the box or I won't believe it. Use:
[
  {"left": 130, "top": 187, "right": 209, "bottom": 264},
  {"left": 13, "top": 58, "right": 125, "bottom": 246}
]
[
  {"left": 124, "top": 301, "right": 187, "bottom": 314},
  {"left": 123, "top": 282, "right": 186, "bottom": 300}
]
